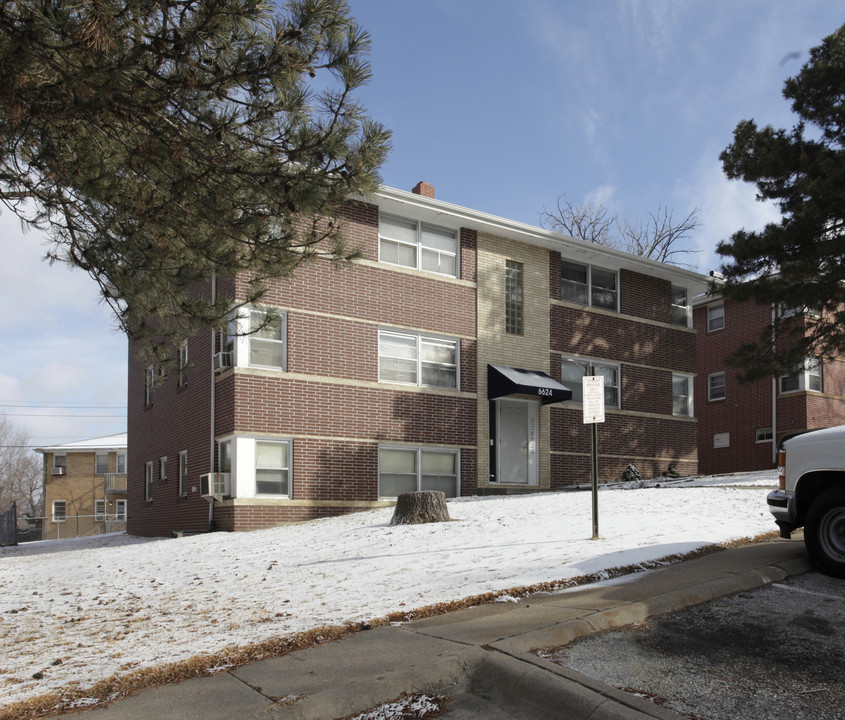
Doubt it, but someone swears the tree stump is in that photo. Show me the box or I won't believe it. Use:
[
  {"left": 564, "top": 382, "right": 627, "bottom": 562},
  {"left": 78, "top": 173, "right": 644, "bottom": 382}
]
[{"left": 389, "top": 491, "right": 451, "bottom": 526}]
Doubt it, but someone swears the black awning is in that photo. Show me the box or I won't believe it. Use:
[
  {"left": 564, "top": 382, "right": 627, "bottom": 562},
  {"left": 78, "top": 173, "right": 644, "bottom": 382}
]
[{"left": 487, "top": 364, "right": 573, "bottom": 405}]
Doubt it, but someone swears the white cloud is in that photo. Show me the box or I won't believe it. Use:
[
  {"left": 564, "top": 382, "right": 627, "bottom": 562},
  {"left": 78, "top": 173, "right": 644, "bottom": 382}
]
[{"left": 584, "top": 185, "right": 616, "bottom": 207}]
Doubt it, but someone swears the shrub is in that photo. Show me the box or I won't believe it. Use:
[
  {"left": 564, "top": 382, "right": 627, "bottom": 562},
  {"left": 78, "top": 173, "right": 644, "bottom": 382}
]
[{"left": 621, "top": 464, "right": 642, "bottom": 484}]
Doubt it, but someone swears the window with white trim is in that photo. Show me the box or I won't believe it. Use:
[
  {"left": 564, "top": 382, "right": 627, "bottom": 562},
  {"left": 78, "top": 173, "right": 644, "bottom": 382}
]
[
  {"left": 780, "top": 358, "right": 822, "bottom": 394},
  {"left": 178, "top": 339, "right": 188, "bottom": 386},
  {"left": 159, "top": 456, "right": 167, "bottom": 482},
  {"left": 95, "top": 499, "right": 106, "bottom": 521},
  {"left": 95, "top": 453, "right": 108, "bottom": 474},
  {"left": 255, "top": 440, "right": 290, "bottom": 496},
  {"left": 672, "top": 374, "right": 693, "bottom": 417},
  {"left": 379, "top": 215, "right": 458, "bottom": 277},
  {"left": 708, "top": 372, "right": 726, "bottom": 401},
  {"left": 116, "top": 452, "right": 127, "bottom": 474},
  {"left": 178, "top": 451, "right": 188, "bottom": 497},
  {"left": 145, "top": 364, "right": 155, "bottom": 405},
  {"left": 378, "top": 330, "right": 458, "bottom": 389},
  {"left": 219, "top": 440, "right": 232, "bottom": 474},
  {"left": 707, "top": 304, "right": 725, "bottom": 332},
  {"left": 145, "top": 461, "right": 154, "bottom": 501},
  {"left": 561, "top": 260, "right": 618, "bottom": 311},
  {"left": 115, "top": 499, "right": 127, "bottom": 520},
  {"left": 249, "top": 309, "right": 286, "bottom": 370},
  {"left": 52, "top": 500, "right": 66, "bottom": 522},
  {"left": 671, "top": 286, "right": 690, "bottom": 326},
  {"left": 379, "top": 447, "right": 459, "bottom": 498},
  {"left": 756, "top": 427, "right": 773, "bottom": 443},
  {"left": 53, "top": 454, "right": 66, "bottom": 472},
  {"left": 560, "top": 357, "right": 620, "bottom": 408}
]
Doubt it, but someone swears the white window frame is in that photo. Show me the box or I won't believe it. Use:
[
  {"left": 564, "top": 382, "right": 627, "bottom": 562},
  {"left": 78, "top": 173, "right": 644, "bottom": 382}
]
[
  {"left": 379, "top": 214, "right": 458, "bottom": 278},
  {"left": 561, "top": 259, "right": 618, "bottom": 312},
  {"left": 52, "top": 453, "right": 66, "bottom": 471},
  {"left": 378, "top": 329, "right": 459, "bottom": 390},
  {"left": 672, "top": 373, "right": 694, "bottom": 417},
  {"left": 560, "top": 357, "right": 620, "bottom": 408},
  {"left": 52, "top": 500, "right": 66, "bottom": 522},
  {"left": 145, "top": 364, "right": 155, "bottom": 405},
  {"left": 115, "top": 499, "right": 127, "bottom": 521},
  {"left": 145, "top": 461, "right": 154, "bottom": 502},
  {"left": 378, "top": 446, "right": 460, "bottom": 499},
  {"left": 178, "top": 338, "right": 188, "bottom": 387},
  {"left": 780, "top": 358, "right": 822, "bottom": 394},
  {"left": 756, "top": 427, "right": 774, "bottom": 443},
  {"left": 95, "top": 452, "right": 109, "bottom": 475},
  {"left": 671, "top": 286, "right": 690, "bottom": 327},
  {"left": 707, "top": 304, "right": 725, "bottom": 332},
  {"left": 254, "top": 439, "right": 291, "bottom": 498},
  {"left": 116, "top": 452, "right": 127, "bottom": 474},
  {"left": 178, "top": 450, "right": 188, "bottom": 497},
  {"left": 219, "top": 440, "right": 232, "bottom": 474},
  {"left": 248, "top": 309, "right": 287, "bottom": 370},
  {"left": 708, "top": 372, "right": 726, "bottom": 402},
  {"left": 94, "top": 499, "right": 106, "bottom": 521},
  {"left": 159, "top": 456, "right": 168, "bottom": 482}
]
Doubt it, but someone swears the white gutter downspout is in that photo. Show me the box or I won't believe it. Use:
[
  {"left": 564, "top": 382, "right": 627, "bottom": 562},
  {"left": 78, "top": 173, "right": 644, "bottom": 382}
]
[
  {"left": 772, "top": 303, "right": 778, "bottom": 464},
  {"left": 209, "top": 270, "right": 217, "bottom": 530}
]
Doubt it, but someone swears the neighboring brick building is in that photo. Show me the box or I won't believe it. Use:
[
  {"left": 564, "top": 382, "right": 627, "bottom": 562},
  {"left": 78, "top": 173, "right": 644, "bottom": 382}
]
[
  {"left": 694, "top": 294, "right": 845, "bottom": 475},
  {"left": 128, "top": 183, "right": 709, "bottom": 536},
  {"left": 35, "top": 433, "right": 128, "bottom": 539}
]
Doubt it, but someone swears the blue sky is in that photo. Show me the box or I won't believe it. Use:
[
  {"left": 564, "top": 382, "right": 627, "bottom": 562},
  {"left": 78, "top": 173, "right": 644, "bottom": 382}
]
[{"left": 0, "top": 0, "right": 841, "bottom": 449}]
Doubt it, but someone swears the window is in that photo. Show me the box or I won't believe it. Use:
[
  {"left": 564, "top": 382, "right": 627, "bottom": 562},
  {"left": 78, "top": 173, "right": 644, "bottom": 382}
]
[
  {"left": 178, "top": 339, "right": 188, "bottom": 386},
  {"left": 145, "top": 364, "right": 155, "bottom": 405},
  {"left": 378, "top": 330, "right": 458, "bottom": 389},
  {"left": 673, "top": 374, "right": 693, "bottom": 417},
  {"left": 249, "top": 309, "right": 286, "bottom": 370},
  {"left": 708, "top": 372, "right": 726, "bottom": 401},
  {"left": 145, "top": 461, "right": 154, "bottom": 501},
  {"left": 561, "top": 260, "right": 618, "bottom": 311},
  {"left": 52, "top": 500, "right": 66, "bottom": 522},
  {"left": 671, "top": 286, "right": 690, "bottom": 326},
  {"left": 379, "top": 215, "right": 458, "bottom": 277},
  {"left": 560, "top": 357, "right": 620, "bottom": 408},
  {"left": 95, "top": 453, "right": 108, "bottom": 474},
  {"left": 219, "top": 440, "right": 232, "bottom": 474},
  {"left": 95, "top": 500, "right": 106, "bottom": 521},
  {"left": 505, "top": 260, "right": 524, "bottom": 335},
  {"left": 713, "top": 432, "right": 730, "bottom": 448},
  {"left": 756, "top": 427, "right": 774, "bottom": 443},
  {"left": 707, "top": 304, "right": 725, "bottom": 332},
  {"left": 116, "top": 452, "right": 127, "bottom": 474},
  {"left": 52, "top": 454, "right": 66, "bottom": 472},
  {"left": 115, "top": 499, "right": 127, "bottom": 521},
  {"left": 159, "top": 456, "right": 167, "bottom": 482},
  {"left": 178, "top": 451, "right": 188, "bottom": 497},
  {"left": 378, "top": 447, "right": 459, "bottom": 498},
  {"left": 255, "top": 441, "right": 290, "bottom": 496},
  {"left": 780, "top": 358, "right": 822, "bottom": 394}
]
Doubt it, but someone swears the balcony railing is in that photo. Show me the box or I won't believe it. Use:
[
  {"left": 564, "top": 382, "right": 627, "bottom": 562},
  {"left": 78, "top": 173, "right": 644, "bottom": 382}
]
[
  {"left": 104, "top": 473, "right": 127, "bottom": 493},
  {"left": 102, "top": 519, "right": 127, "bottom": 534}
]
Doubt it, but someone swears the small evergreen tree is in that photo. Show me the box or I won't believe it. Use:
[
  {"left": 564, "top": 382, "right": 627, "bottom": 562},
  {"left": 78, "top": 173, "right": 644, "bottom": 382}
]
[
  {"left": 621, "top": 464, "right": 642, "bottom": 484},
  {"left": 0, "top": 0, "right": 391, "bottom": 360}
]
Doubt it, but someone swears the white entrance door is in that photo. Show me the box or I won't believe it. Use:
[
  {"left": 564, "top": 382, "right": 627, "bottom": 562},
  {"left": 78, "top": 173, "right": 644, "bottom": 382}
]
[{"left": 496, "top": 399, "right": 539, "bottom": 485}]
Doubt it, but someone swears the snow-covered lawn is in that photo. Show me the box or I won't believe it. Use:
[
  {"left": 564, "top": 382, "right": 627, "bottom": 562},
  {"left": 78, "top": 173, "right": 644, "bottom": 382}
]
[{"left": 0, "top": 472, "right": 778, "bottom": 714}]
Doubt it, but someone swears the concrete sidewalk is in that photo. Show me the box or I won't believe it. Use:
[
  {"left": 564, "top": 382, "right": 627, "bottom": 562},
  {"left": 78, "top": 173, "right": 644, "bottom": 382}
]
[{"left": 58, "top": 539, "right": 811, "bottom": 720}]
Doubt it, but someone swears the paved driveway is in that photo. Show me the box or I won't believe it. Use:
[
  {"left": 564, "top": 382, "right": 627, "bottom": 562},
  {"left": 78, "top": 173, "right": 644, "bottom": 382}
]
[{"left": 547, "top": 570, "right": 845, "bottom": 720}]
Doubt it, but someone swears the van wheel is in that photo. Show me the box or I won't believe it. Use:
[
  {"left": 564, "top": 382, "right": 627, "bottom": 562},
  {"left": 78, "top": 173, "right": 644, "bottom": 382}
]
[{"left": 804, "top": 489, "right": 845, "bottom": 578}]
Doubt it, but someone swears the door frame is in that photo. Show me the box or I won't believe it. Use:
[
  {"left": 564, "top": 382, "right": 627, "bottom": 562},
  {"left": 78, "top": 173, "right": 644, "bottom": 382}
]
[{"left": 494, "top": 398, "right": 539, "bottom": 486}]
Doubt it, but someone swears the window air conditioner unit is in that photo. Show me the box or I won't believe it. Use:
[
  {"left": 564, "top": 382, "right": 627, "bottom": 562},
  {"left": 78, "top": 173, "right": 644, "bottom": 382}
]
[
  {"left": 200, "top": 472, "right": 231, "bottom": 498},
  {"left": 51, "top": 467, "right": 65, "bottom": 476},
  {"left": 213, "top": 351, "right": 233, "bottom": 373}
]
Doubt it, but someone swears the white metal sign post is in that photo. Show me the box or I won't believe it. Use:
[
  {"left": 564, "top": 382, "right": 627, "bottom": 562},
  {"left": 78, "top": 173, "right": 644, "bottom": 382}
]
[{"left": 583, "top": 374, "right": 605, "bottom": 540}]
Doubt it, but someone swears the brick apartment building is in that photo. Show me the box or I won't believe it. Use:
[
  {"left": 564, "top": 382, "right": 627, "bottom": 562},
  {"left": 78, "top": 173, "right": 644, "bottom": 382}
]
[
  {"left": 694, "top": 294, "right": 845, "bottom": 475},
  {"left": 127, "top": 183, "right": 709, "bottom": 536},
  {"left": 35, "top": 433, "right": 128, "bottom": 539}
]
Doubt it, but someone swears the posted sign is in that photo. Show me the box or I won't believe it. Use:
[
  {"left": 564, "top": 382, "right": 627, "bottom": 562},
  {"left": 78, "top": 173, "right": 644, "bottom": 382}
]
[{"left": 582, "top": 376, "right": 605, "bottom": 424}]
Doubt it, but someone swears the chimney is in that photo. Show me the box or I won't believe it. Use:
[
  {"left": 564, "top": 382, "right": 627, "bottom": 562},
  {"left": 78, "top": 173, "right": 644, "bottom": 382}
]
[{"left": 411, "top": 181, "right": 435, "bottom": 199}]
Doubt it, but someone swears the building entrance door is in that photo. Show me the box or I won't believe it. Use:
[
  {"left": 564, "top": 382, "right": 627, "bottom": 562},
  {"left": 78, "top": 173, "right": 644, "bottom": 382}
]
[{"left": 496, "top": 399, "right": 539, "bottom": 485}]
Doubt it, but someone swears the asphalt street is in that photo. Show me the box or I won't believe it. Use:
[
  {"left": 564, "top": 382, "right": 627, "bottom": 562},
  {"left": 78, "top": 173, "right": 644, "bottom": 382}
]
[{"left": 548, "top": 570, "right": 845, "bottom": 720}]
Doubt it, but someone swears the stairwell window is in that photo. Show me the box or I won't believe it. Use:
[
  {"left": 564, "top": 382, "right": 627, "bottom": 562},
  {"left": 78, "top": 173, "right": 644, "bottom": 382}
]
[
  {"left": 379, "top": 330, "right": 458, "bottom": 389},
  {"left": 561, "top": 260, "right": 617, "bottom": 311},
  {"left": 379, "top": 214, "right": 458, "bottom": 277},
  {"left": 505, "top": 260, "right": 524, "bottom": 335}
]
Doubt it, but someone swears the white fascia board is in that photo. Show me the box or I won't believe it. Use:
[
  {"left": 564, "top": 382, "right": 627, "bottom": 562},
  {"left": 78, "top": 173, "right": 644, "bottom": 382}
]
[
  {"left": 369, "top": 186, "right": 711, "bottom": 294},
  {"left": 34, "top": 432, "right": 128, "bottom": 455}
]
